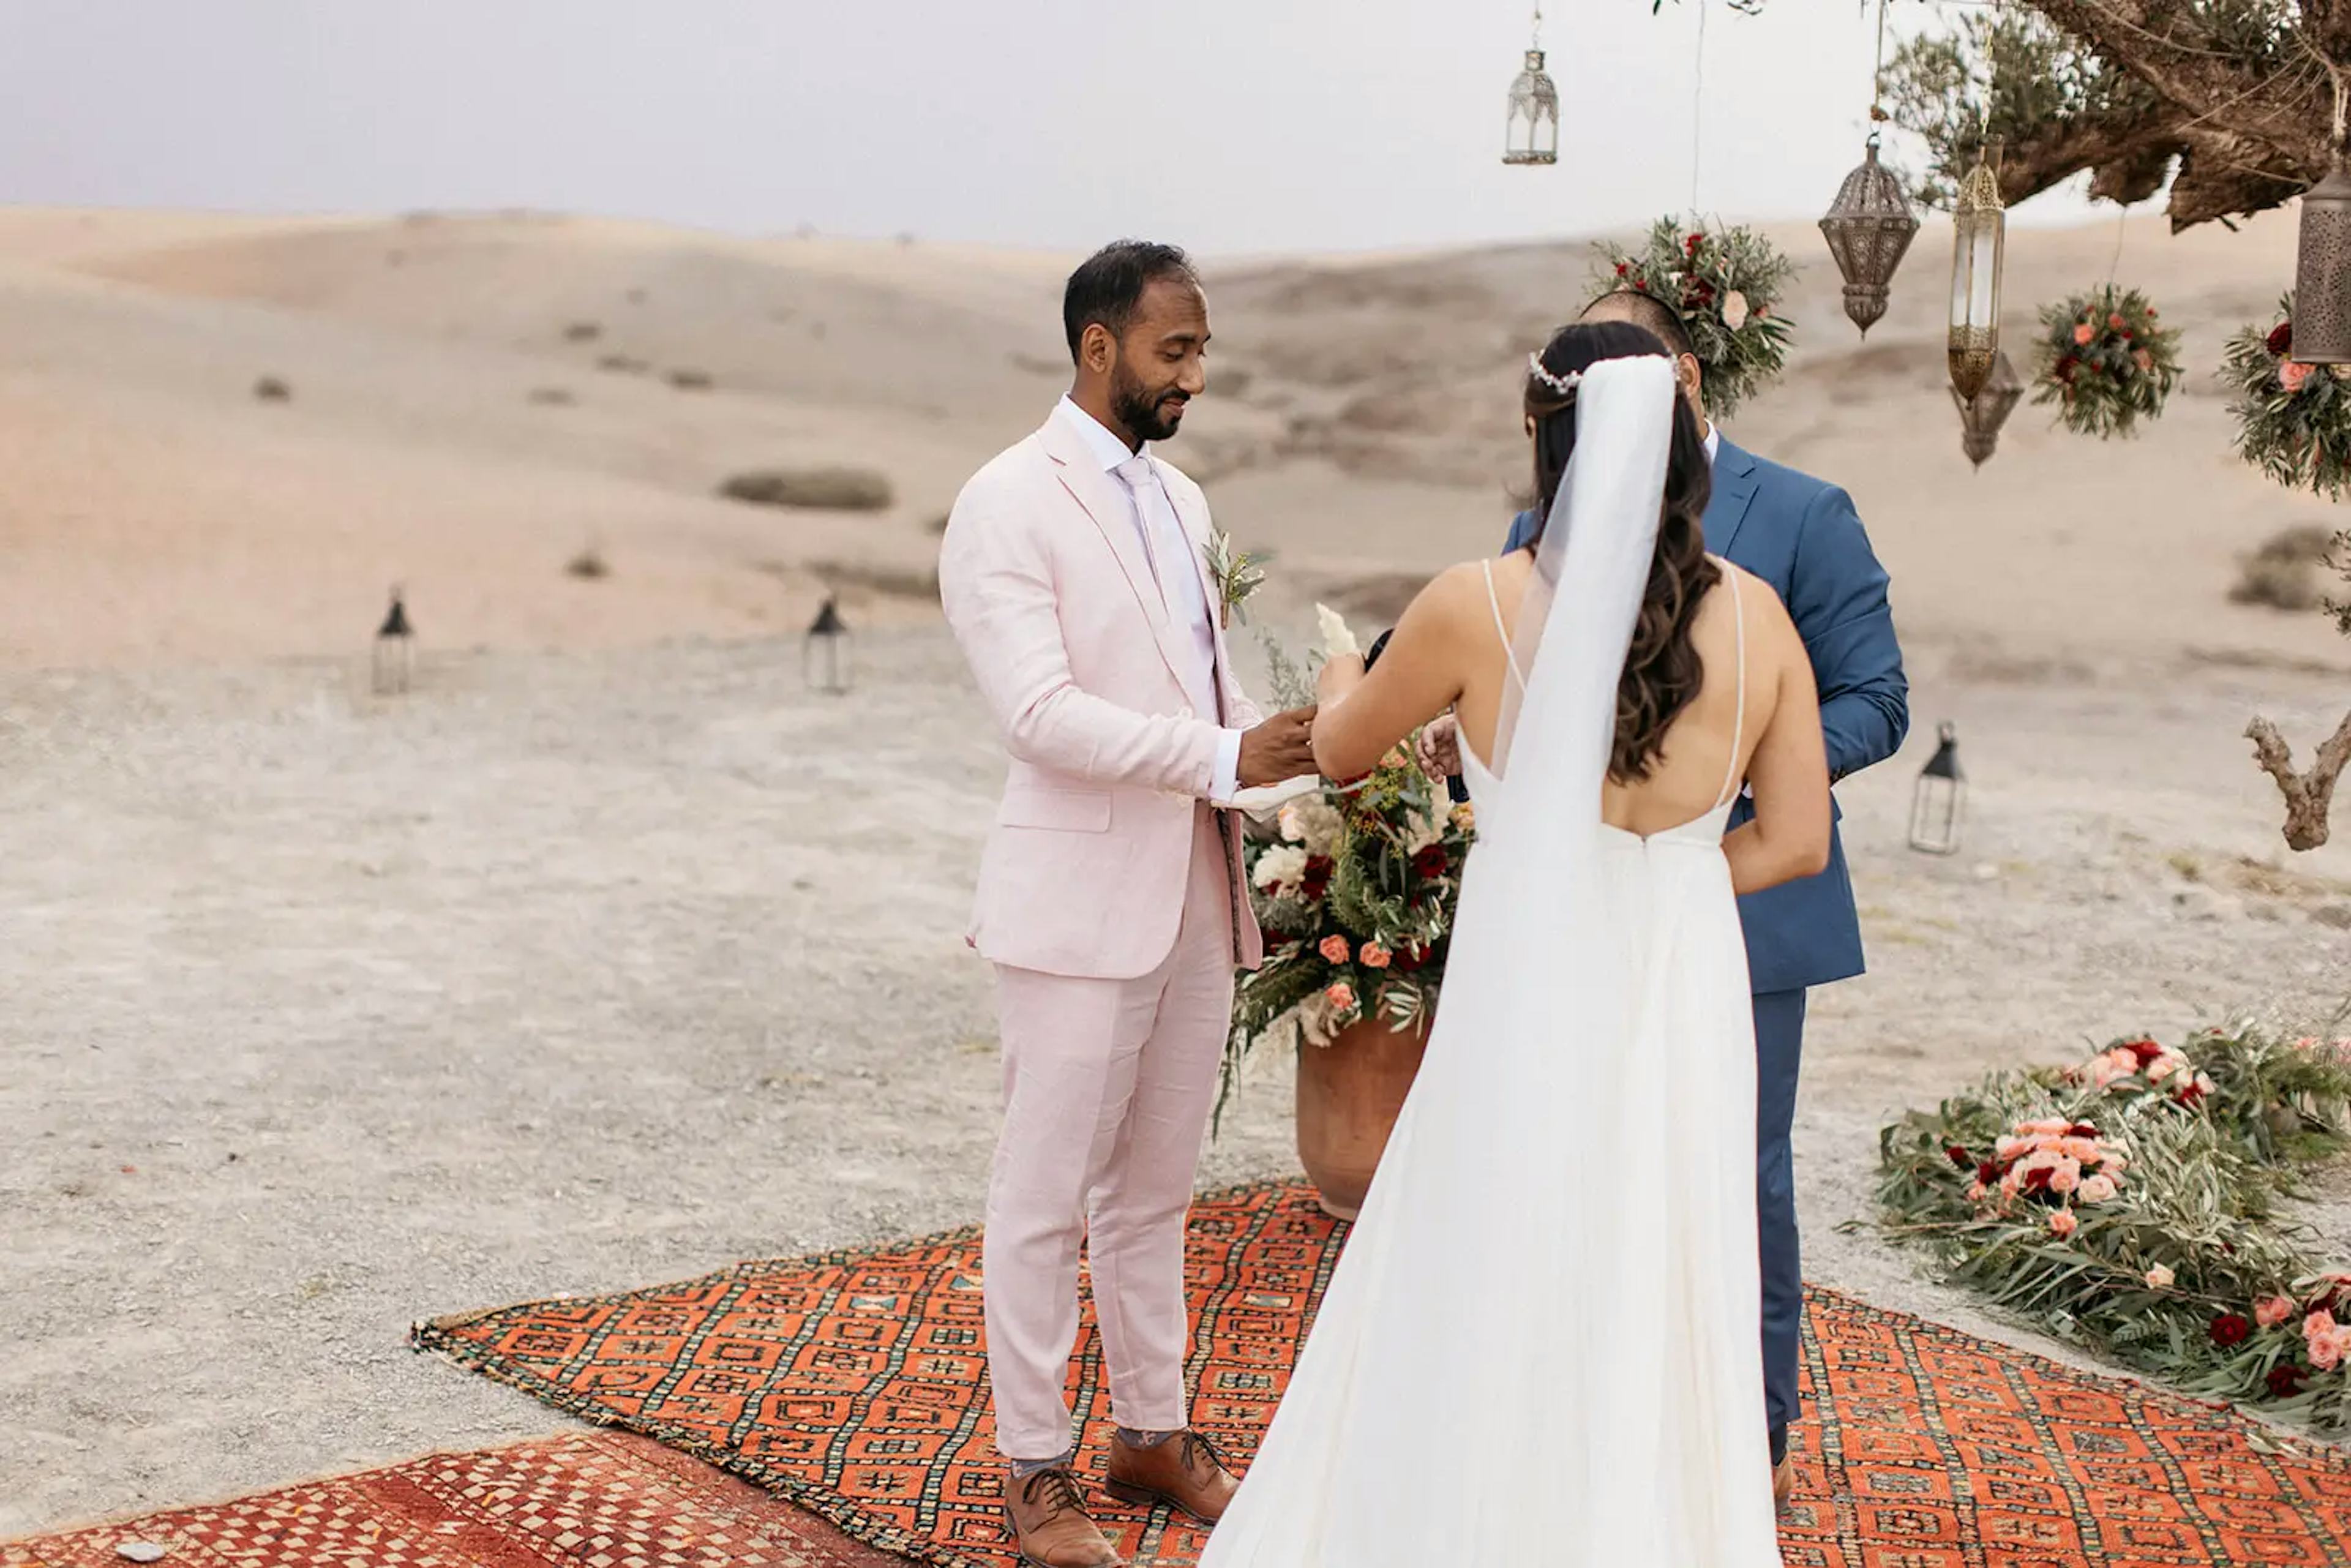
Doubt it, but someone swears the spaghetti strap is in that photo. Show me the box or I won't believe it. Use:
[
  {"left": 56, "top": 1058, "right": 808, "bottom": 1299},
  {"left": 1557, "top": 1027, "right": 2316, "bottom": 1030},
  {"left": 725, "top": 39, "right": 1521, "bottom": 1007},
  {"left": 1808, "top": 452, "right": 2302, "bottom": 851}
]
[
  {"left": 1712, "top": 568, "right": 1749, "bottom": 811},
  {"left": 1482, "top": 559, "right": 1529, "bottom": 693}
]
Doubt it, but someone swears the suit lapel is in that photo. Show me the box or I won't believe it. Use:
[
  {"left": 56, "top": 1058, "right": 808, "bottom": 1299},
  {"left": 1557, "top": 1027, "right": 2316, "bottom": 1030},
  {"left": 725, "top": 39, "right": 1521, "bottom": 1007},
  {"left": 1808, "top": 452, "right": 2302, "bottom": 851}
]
[
  {"left": 1706, "top": 436, "right": 1761, "bottom": 563},
  {"left": 1035, "top": 418, "right": 1197, "bottom": 701}
]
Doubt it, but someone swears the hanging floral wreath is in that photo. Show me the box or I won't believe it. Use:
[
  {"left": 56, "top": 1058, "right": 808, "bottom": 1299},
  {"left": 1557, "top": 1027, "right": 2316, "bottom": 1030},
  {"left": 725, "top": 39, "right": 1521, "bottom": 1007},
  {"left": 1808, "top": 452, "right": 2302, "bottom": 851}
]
[
  {"left": 2030, "top": 285, "right": 2183, "bottom": 440},
  {"left": 2225, "top": 294, "right": 2351, "bottom": 501},
  {"left": 1590, "top": 216, "right": 1795, "bottom": 418}
]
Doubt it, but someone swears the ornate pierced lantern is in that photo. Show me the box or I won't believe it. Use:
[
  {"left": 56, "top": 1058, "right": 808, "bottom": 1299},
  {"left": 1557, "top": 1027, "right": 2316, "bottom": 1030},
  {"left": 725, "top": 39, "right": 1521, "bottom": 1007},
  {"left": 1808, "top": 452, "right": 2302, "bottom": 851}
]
[
  {"left": 1909, "top": 722, "right": 1965, "bottom": 855},
  {"left": 1503, "top": 9, "right": 1558, "bottom": 168},
  {"left": 1820, "top": 136, "right": 1919, "bottom": 337},
  {"left": 1948, "top": 143, "right": 2008, "bottom": 400},
  {"left": 804, "top": 596, "right": 852, "bottom": 694},
  {"left": 2293, "top": 156, "right": 2351, "bottom": 364},
  {"left": 1952, "top": 349, "right": 2023, "bottom": 467},
  {"left": 372, "top": 587, "right": 413, "bottom": 696}
]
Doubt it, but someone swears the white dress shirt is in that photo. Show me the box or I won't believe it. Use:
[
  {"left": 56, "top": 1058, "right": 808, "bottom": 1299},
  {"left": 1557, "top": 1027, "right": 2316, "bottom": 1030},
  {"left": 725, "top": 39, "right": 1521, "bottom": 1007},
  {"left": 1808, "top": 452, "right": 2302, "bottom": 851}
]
[{"left": 1055, "top": 396, "right": 1244, "bottom": 803}]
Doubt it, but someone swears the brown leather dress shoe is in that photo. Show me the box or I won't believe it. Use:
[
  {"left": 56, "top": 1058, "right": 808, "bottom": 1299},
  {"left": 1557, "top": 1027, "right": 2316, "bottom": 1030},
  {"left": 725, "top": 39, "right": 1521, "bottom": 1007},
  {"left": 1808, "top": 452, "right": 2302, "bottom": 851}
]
[
  {"left": 1774, "top": 1454, "right": 1796, "bottom": 1515},
  {"left": 1104, "top": 1431, "right": 1240, "bottom": 1523},
  {"left": 1006, "top": 1468, "right": 1124, "bottom": 1568}
]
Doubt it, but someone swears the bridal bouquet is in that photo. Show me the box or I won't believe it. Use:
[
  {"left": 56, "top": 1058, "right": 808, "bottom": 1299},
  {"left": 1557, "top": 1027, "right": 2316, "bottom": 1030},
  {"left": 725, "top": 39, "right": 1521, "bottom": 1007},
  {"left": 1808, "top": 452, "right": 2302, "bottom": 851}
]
[
  {"left": 1878, "top": 1025, "right": 2351, "bottom": 1428},
  {"left": 1223, "top": 610, "right": 1475, "bottom": 1105}
]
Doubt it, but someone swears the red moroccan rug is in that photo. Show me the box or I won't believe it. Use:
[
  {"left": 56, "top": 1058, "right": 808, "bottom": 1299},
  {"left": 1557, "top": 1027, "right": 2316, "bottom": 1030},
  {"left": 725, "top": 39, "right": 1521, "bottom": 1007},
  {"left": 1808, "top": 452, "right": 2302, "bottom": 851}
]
[
  {"left": 411, "top": 1181, "right": 2351, "bottom": 1566},
  {"left": 2, "top": 1430, "right": 897, "bottom": 1568}
]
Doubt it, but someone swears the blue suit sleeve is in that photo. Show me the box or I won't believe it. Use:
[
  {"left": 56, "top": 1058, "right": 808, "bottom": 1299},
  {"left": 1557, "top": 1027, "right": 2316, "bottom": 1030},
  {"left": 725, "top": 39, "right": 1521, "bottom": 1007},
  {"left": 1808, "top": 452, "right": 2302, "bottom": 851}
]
[
  {"left": 1790, "top": 486, "right": 1907, "bottom": 784},
  {"left": 1502, "top": 509, "right": 1537, "bottom": 555}
]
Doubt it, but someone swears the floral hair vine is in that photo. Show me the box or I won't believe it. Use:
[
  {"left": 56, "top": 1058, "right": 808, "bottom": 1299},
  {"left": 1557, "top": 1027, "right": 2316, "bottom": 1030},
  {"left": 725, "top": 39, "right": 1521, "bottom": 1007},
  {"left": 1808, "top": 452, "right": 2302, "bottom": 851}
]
[{"left": 1527, "top": 353, "right": 1583, "bottom": 397}]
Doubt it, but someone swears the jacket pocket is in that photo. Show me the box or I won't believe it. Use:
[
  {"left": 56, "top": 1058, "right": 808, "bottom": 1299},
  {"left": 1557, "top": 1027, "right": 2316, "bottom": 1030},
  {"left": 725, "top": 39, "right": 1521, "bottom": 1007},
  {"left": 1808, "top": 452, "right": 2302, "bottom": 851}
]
[{"left": 997, "top": 786, "right": 1114, "bottom": 833}]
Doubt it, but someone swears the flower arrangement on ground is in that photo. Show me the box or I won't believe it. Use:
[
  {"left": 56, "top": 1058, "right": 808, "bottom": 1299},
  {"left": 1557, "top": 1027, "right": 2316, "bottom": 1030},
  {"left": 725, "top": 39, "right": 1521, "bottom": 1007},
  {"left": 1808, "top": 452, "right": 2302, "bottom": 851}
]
[
  {"left": 2031, "top": 285, "right": 2182, "bottom": 439},
  {"left": 1878, "top": 1026, "right": 2351, "bottom": 1428},
  {"left": 1589, "top": 216, "right": 1795, "bottom": 418}
]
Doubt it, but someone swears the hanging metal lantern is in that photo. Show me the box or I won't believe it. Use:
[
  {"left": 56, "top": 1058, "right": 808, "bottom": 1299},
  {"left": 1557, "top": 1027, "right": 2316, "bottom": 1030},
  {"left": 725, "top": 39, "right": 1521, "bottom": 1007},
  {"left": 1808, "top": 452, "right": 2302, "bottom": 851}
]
[
  {"left": 1503, "top": 7, "right": 1558, "bottom": 170},
  {"left": 1820, "top": 136, "right": 1919, "bottom": 337},
  {"left": 1952, "top": 349, "right": 2023, "bottom": 467},
  {"left": 2293, "top": 156, "right": 2351, "bottom": 365},
  {"left": 804, "top": 596, "right": 852, "bottom": 694},
  {"left": 1948, "top": 142, "right": 2008, "bottom": 400},
  {"left": 1909, "top": 722, "right": 1965, "bottom": 855},
  {"left": 372, "top": 586, "right": 413, "bottom": 696}
]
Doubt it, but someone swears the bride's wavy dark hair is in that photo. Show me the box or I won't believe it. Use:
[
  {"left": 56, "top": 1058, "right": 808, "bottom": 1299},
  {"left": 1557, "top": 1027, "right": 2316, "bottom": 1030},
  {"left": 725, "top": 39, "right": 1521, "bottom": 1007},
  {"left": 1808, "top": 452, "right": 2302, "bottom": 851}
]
[{"left": 1522, "top": 320, "right": 1719, "bottom": 784}]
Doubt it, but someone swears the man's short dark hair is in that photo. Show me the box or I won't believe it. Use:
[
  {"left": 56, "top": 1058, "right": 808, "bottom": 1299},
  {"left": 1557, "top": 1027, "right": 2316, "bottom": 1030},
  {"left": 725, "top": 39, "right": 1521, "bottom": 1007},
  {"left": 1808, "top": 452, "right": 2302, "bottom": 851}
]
[
  {"left": 1063, "top": 240, "right": 1199, "bottom": 362},
  {"left": 1581, "top": 288, "right": 1698, "bottom": 362}
]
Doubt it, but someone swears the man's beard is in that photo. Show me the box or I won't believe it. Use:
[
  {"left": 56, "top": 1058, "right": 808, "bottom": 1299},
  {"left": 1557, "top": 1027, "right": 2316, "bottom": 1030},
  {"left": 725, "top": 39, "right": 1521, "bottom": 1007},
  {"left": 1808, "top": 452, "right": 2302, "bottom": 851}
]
[{"left": 1111, "top": 364, "right": 1188, "bottom": 443}]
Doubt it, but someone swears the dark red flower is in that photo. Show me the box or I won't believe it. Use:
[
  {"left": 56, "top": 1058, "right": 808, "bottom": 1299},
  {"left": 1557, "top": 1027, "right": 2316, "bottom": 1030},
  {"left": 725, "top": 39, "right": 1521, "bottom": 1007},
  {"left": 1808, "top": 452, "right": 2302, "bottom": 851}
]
[
  {"left": 1393, "top": 942, "right": 1429, "bottom": 972},
  {"left": 1685, "top": 233, "right": 1704, "bottom": 256},
  {"left": 1976, "top": 1161, "right": 2000, "bottom": 1186},
  {"left": 2022, "top": 1166, "right": 2054, "bottom": 1193},
  {"left": 2268, "top": 1363, "right": 2308, "bottom": 1399},
  {"left": 2124, "top": 1038, "right": 2165, "bottom": 1068},
  {"left": 1411, "top": 845, "right": 1449, "bottom": 879},
  {"left": 1301, "top": 855, "right": 1334, "bottom": 898},
  {"left": 2055, "top": 356, "right": 2078, "bottom": 383},
  {"left": 1614, "top": 261, "right": 1629, "bottom": 278},
  {"left": 2177, "top": 1081, "right": 2208, "bottom": 1110},
  {"left": 2268, "top": 320, "right": 2294, "bottom": 357},
  {"left": 1946, "top": 1146, "right": 1972, "bottom": 1169},
  {"left": 2068, "top": 1122, "right": 2100, "bottom": 1139},
  {"left": 2210, "top": 1314, "right": 2252, "bottom": 1348}
]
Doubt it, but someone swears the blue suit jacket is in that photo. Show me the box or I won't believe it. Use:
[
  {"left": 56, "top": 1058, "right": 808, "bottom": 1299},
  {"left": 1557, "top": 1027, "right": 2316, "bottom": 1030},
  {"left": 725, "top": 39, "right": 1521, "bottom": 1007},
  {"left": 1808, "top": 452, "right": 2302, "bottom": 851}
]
[{"left": 1505, "top": 437, "right": 1907, "bottom": 994}]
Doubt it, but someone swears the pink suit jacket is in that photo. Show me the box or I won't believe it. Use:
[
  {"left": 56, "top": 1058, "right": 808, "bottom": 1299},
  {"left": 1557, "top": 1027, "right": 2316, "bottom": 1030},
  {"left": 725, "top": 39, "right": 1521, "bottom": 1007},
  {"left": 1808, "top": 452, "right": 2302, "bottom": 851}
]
[{"left": 939, "top": 414, "right": 1266, "bottom": 981}]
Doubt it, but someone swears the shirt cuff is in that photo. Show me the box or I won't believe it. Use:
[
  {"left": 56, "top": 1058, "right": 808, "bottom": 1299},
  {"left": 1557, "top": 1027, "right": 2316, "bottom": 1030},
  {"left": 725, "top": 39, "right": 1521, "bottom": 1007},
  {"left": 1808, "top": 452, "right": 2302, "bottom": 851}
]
[{"left": 1209, "top": 728, "right": 1245, "bottom": 805}]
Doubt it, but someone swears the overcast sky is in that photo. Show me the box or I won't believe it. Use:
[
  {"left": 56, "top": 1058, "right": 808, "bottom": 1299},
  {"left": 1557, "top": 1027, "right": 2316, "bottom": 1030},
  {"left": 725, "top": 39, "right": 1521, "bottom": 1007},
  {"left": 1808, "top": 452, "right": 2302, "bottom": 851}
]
[{"left": 0, "top": 1, "right": 2094, "bottom": 253}]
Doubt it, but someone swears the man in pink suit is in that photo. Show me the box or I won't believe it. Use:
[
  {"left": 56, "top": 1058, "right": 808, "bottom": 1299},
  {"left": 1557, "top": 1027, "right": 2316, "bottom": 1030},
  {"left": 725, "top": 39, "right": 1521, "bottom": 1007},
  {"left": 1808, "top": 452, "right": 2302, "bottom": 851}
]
[{"left": 939, "top": 240, "right": 1318, "bottom": 1568}]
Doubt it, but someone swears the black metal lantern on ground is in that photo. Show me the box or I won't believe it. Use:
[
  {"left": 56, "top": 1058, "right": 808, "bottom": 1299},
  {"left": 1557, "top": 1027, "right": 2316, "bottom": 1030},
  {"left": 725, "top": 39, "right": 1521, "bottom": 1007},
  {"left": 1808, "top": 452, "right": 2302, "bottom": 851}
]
[
  {"left": 372, "top": 587, "right": 413, "bottom": 696},
  {"left": 805, "top": 596, "right": 852, "bottom": 694},
  {"left": 1503, "top": 6, "right": 1559, "bottom": 168},
  {"left": 1909, "top": 721, "right": 1965, "bottom": 855}
]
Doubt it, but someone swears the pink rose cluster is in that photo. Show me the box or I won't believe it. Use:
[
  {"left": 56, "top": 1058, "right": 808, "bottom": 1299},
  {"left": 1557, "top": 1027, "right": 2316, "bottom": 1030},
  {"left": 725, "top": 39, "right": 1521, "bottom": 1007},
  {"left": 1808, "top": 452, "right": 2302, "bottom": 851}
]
[
  {"left": 1957, "top": 1118, "right": 2129, "bottom": 1233},
  {"left": 2070, "top": 1037, "right": 2216, "bottom": 1109}
]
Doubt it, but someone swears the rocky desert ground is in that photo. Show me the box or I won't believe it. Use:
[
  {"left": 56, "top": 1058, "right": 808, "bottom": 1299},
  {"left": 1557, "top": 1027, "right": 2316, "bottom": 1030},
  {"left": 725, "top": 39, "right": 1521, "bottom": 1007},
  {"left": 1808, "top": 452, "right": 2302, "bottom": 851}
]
[{"left": 6, "top": 203, "right": 2351, "bottom": 1531}]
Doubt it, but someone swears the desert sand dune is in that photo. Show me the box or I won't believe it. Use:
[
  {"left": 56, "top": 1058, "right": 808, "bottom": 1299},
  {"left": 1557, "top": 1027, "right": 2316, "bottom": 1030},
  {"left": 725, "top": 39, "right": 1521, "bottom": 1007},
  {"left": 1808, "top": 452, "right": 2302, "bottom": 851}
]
[{"left": 1, "top": 204, "right": 2331, "bottom": 674}]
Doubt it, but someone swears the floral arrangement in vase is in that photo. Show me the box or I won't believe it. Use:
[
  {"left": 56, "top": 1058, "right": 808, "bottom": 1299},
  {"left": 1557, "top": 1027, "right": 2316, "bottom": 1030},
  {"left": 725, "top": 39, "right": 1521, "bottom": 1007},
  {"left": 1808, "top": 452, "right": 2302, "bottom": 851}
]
[{"left": 1221, "top": 610, "right": 1475, "bottom": 1112}]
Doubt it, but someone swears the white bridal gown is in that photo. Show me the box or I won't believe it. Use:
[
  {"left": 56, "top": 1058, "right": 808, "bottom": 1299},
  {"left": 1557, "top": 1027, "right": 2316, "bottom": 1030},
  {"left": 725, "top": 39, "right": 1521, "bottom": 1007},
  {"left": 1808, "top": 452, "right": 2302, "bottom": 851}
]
[{"left": 1199, "top": 356, "right": 1781, "bottom": 1567}]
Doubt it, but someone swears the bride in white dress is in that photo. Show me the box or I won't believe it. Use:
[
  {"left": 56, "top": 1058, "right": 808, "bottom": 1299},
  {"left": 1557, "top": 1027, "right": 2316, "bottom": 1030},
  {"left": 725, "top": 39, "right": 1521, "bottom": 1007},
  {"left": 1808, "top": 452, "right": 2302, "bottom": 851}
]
[{"left": 1198, "top": 329, "right": 1832, "bottom": 1565}]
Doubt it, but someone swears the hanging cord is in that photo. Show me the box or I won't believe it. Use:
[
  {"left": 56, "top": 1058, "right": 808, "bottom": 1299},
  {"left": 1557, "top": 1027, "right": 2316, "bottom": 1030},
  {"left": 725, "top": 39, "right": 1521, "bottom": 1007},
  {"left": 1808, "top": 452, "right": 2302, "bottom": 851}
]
[
  {"left": 2107, "top": 207, "right": 2126, "bottom": 283},
  {"left": 1691, "top": 0, "right": 1708, "bottom": 213},
  {"left": 1870, "top": 0, "right": 1890, "bottom": 126}
]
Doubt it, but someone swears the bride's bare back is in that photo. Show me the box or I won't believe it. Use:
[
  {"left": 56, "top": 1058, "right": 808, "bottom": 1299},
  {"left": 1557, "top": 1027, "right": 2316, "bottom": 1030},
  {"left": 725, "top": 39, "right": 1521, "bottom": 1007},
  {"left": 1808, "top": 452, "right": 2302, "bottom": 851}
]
[{"left": 1315, "top": 547, "right": 1832, "bottom": 893}]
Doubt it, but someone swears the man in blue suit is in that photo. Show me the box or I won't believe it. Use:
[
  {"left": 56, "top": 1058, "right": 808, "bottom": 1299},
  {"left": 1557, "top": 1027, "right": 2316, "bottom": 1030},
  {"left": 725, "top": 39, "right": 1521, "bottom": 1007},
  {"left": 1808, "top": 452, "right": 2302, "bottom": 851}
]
[{"left": 1486, "top": 289, "right": 1907, "bottom": 1502}]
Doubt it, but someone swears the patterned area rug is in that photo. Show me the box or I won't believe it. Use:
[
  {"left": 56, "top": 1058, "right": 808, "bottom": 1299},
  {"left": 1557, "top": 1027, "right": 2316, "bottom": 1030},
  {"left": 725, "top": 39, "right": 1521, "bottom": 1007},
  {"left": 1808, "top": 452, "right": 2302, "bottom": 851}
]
[
  {"left": 2, "top": 1430, "right": 898, "bottom": 1568},
  {"left": 413, "top": 1182, "right": 2351, "bottom": 1567}
]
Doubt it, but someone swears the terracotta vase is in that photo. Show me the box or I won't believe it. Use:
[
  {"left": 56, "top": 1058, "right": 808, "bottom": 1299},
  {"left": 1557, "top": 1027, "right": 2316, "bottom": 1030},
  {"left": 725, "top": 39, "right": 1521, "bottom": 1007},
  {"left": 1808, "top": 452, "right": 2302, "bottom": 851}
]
[{"left": 1294, "top": 1016, "right": 1430, "bottom": 1221}]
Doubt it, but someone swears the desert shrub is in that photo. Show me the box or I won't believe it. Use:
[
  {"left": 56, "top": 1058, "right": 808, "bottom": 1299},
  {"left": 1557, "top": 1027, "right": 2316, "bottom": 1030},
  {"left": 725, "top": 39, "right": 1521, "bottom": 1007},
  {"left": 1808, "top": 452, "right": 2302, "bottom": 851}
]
[
  {"left": 563, "top": 321, "right": 601, "bottom": 343},
  {"left": 2232, "top": 524, "right": 2333, "bottom": 611},
  {"left": 566, "top": 547, "right": 609, "bottom": 580},
  {"left": 528, "top": 388, "right": 576, "bottom": 407},
  {"left": 719, "top": 467, "right": 894, "bottom": 512},
  {"left": 253, "top": 376, "right": 292, "bottom": 403},
  {"left": 667, "top": 369, "right": 714, "bottom": 391}
]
